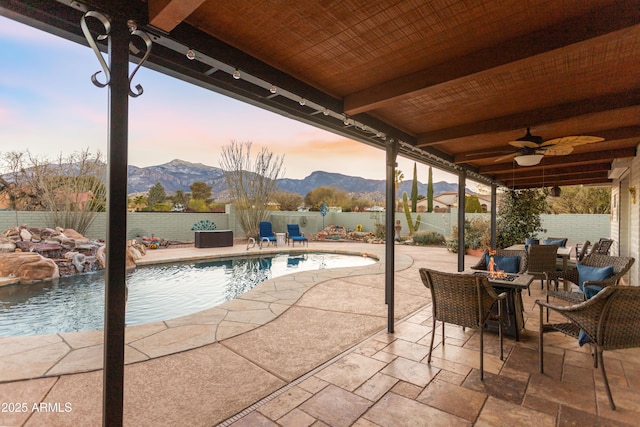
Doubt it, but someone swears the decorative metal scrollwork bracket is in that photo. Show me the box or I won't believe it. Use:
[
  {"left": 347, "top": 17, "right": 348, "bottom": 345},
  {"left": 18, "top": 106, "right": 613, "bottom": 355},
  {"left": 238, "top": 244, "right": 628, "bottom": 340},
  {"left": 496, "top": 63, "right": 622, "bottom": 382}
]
[{"left": 81, "top": 11, "right": 152, "bottom": 98}]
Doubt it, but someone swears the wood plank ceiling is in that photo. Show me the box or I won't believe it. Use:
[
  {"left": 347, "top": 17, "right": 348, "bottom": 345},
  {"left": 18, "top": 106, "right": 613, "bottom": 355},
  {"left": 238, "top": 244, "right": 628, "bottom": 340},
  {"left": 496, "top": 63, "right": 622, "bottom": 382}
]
[{"left": 4, "top": 0, "right": 639, "bottom": 189}]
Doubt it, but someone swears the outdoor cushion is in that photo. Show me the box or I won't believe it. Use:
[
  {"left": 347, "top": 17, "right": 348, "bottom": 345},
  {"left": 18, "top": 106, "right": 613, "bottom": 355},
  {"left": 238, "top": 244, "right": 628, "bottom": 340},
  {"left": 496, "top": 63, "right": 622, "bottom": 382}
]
[
  {"left": 525, "top": 238, "right": 539, "bottom": 251},
  {"left": 576, "top": 264, "right": 614, "bottom": 291},
  {"left": 485, "top": 254, "right": 520, "bottom": 274},
  {"left": 543, "top": 239, "right": 565, "bottom": 247}
]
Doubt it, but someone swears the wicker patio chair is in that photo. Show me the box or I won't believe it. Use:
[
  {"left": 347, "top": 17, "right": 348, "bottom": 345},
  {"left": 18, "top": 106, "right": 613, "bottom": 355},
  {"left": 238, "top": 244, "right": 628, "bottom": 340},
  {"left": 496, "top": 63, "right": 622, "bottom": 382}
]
[
  {"left": 526, "top": 244, "right": 559, "bottom": 295},
  {"left": 536, "top": 286, "right": 640, "bottom": 410},
  {"left": 545, "top": 253, "right": 635, "bottom": 305},
  {"left": 470, "top": 248, "right": 528, "bottom": 274},
  {"left": 593, "top": 238, "right": 613, "bottom": 255},
  {"left": 573, "top": 240, "right": 591, "bottom": 264},
  {"left": 419, "top": 268, "right": 506, "bottom": 380}
]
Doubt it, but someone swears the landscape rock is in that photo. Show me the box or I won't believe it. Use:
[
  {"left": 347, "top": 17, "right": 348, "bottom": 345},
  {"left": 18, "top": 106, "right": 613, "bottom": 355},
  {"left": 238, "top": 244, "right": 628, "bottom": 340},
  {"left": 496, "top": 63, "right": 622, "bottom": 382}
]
[{"left": 0, "top": 252, "right": 59, "bottom": 283}]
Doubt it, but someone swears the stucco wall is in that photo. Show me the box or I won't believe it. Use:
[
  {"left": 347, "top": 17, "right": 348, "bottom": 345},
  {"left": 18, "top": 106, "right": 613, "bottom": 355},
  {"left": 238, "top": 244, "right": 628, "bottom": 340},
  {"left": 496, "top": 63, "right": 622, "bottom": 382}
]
[{"left": 0, "top": 209, "right": 612, "bottom": 247}]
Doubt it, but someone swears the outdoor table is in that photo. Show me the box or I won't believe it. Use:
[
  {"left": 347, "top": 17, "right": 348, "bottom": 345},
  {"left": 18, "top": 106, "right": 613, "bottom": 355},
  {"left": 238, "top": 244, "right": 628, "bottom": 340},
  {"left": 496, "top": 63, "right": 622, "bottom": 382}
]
[
  {"left": 466, "top": 270, "right": 534, "bottom": 341},
  {"left": 507, "top": 244, "right": 573, "bottom": 291}
]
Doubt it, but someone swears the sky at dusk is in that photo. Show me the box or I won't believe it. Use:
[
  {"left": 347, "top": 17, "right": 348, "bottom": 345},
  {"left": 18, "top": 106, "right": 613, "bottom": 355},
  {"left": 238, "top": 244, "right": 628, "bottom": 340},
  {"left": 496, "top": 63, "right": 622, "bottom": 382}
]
[{"left": 0, "top": 15, "right": 466, "bottom": 187}]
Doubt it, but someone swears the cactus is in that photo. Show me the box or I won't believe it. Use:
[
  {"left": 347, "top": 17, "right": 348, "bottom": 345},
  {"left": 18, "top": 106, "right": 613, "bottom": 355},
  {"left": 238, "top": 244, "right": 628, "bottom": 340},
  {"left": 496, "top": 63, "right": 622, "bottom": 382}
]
[{"left": 402, "top": 192, "right": 421, "bottom": 235}]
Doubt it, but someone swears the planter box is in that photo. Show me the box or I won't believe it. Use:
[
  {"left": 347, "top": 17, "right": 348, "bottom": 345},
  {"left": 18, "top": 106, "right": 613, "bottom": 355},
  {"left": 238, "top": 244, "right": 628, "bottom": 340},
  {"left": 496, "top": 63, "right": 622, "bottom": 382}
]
[
  {"left": 465, "top": 248, "right": 485, "bottom": 257},
  {"left": 194, "top": 230, "right": 233, "bottom": 248}
]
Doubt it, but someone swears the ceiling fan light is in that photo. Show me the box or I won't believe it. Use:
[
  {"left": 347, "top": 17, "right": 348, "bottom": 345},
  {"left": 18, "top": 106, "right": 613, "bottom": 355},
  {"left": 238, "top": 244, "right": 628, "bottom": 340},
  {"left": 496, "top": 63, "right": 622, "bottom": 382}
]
[{"left": 514, "top": 154, "right": 543, "bottom": 166}]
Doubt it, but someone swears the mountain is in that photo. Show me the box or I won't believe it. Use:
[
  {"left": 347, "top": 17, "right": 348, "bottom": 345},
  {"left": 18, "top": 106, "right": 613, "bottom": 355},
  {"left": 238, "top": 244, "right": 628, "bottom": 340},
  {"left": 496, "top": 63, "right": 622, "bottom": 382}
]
[
  {"left": 128, "top": 159, "right": 226, "bottom": 194},
  {"left": 127, "top": 159, "right": 461, "bottom": 198}
]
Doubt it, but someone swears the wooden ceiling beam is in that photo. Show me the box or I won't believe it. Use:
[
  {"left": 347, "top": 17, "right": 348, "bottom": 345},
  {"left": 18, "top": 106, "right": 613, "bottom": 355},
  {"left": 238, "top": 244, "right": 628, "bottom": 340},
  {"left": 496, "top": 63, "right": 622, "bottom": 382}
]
[
  {"left": 418, "top": 92, "right": 640, "bottom": 147},
  {"left": 505, "top": 174, "right": 611, "bottom": 189},
  {"left": 148, "top": 0, "right": 205, "bottom": 32},
  {"left": 343, "top": 4, "right": 640, "bottom": 116}
]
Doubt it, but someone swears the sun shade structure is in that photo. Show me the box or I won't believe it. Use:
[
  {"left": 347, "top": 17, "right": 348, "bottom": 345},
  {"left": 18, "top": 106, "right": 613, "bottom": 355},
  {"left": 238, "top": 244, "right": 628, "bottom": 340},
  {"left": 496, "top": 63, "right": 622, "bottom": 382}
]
[{"left": 2, "top": 0, "right": 638, "bottom": 190}]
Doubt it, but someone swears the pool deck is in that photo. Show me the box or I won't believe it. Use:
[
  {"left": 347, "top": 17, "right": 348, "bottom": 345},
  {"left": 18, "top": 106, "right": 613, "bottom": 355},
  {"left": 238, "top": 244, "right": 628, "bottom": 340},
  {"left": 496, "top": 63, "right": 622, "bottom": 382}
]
[{"left": 1, "top": 241, "right": 639, "bottom": 426}]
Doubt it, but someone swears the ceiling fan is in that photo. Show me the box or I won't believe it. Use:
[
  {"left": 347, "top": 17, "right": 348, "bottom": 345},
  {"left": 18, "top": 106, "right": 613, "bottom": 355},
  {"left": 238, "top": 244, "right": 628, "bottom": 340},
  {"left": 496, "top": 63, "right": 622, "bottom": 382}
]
[{"left": 495, "top": 128, "right": 605, "bottom": 166}]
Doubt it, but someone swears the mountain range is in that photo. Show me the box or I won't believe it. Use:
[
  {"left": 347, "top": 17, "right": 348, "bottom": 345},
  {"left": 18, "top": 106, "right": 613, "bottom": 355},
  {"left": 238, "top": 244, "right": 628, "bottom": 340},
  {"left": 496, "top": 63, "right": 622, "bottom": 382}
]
[{"left": 127, "top": 159, "right": 460, "bottom": 199}]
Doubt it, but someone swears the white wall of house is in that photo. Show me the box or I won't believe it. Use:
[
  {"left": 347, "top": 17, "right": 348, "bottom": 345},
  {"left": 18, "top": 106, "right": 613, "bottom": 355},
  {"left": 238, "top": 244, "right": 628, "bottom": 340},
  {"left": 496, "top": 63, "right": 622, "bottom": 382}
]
[{"left": 611, "top": 149, "right": 640, "bottom": 285}]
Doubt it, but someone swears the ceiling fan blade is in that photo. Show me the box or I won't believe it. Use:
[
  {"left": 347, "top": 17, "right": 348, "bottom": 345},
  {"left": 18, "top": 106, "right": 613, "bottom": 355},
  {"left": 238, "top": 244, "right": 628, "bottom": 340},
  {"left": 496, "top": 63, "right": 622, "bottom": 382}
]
[
  {"left": 541, "top": 135, "right": 604, "bottom": 146},
  {"left": 542, "top": 145, "right": 574, "bottom": 156},
  {"left": 494, "top": 152, "right": 517, "bottom": 162},
  {"left": 509, "top": 140, "right": 540, "bottom": 149}
]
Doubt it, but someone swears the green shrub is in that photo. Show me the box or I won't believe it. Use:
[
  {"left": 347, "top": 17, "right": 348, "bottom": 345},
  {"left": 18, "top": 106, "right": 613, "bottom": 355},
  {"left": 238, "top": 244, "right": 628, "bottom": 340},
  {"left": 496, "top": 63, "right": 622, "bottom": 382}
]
[{"left": 412, "top": 230, "right": 445, "bottom": 246}]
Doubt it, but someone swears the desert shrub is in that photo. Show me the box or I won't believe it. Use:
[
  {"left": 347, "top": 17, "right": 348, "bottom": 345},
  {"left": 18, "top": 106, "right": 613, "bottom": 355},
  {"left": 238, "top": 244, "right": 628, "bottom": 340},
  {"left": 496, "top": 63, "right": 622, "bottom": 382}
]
[
  {"left": 374, "top": 222, "right": 385, "bottom": 239},
  {"left": 412, "top": 230, "right": 445, "bottom": 246}
]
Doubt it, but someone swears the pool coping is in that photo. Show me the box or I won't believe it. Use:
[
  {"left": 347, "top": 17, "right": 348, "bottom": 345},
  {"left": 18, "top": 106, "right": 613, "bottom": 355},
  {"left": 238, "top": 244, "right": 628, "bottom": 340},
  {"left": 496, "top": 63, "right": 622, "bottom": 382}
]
[{"left": 0, "top": 242, "right": 412, "bottom": 383}]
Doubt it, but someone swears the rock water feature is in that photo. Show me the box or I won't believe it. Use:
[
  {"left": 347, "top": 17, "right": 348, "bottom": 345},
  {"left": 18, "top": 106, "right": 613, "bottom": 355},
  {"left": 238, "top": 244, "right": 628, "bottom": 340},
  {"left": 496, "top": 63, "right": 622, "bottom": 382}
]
[{"left": 0, "top": 225, "right": 147, "bottom": 284}]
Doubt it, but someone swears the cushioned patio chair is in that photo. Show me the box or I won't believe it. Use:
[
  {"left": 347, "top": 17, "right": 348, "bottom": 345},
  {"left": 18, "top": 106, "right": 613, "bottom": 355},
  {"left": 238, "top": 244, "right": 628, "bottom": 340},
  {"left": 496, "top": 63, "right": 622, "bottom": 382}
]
[
  {"left": 543, "top": 237, "right": 568, "bottom": 247},
  {"left": 258, "top": 221, "right": 277, "bottom": 248},
  {"left": 419, "top": 268, "right": 506, "bottom": 380},
  {"left": 545, "top": 253, "right": 635, "bottom": 305},
  {"left": 286, "top": 223, "right": 308, "bottom": 247},
  {"left": 536, "top": 286, "right": 640, "bottom": 410},
  {"left": 470, "top": 248, "right": 528, "bottom": 274}
]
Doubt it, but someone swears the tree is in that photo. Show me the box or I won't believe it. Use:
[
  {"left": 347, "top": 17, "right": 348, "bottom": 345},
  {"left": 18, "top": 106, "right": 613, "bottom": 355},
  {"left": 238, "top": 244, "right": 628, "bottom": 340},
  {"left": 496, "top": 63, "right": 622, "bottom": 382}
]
[
  {"left": 427, "top": 166, "right": 434, "bottom": 213},
  {"left": 219, "top": 140, "right": 284, "bottom": 238},
  {"left": 304, "top": 186, "right": 350, "bottom": 211},
  {"left": 410, "top": 162, "right": 418, "bottom": 212},
  {"left": 0, "top": 148, "right": 106, "bottom": 235},
  {"left": 546, "top": 185, "right": 611, "bottom": 214},
  {"left": 129, "top": 195, "right": 147, "bottom": 211},
  {"left": 497, "top": 188, "right": 547, "bottom": 248},
  {"left": 147, "top": 182, "right": 167, "bottom": 209},
  {"left": 189, "top": 181, "right": 212, "bottom": 201},
  {"left": 188, "top": 198, "right": 210, "bottom": 212},
  {"left": 465, "top": 195, "right": 483, "bottom": 213},
  {"left": 273, "top": 191, "right": 304, "bottom": 211}
]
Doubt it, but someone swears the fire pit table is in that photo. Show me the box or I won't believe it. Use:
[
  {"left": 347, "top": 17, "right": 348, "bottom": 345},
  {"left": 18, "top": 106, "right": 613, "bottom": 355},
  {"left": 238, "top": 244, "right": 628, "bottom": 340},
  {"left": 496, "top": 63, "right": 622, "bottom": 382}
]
[{"left": 467, "top": 270, "right": 534, "bottom": 341}]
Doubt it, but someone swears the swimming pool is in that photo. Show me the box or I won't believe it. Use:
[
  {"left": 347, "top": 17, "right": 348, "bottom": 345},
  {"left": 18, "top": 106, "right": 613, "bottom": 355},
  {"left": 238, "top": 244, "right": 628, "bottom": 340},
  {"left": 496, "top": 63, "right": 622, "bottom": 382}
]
[{"left": 0, "top": 252, "right": 376, "bottom": 336}]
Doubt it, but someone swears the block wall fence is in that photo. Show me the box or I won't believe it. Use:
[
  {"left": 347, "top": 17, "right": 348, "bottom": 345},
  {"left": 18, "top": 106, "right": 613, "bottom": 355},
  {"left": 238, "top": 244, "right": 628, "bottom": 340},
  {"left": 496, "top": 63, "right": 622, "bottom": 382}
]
[{"left": 0, "top": 209, "right": 610, "bottom": 248}]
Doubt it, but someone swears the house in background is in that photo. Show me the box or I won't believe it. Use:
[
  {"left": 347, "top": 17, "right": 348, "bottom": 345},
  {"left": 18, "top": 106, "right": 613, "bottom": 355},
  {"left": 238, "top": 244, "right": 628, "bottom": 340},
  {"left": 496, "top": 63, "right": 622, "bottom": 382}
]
[{"left": 417, "top": 191, "right": 493, "bottom": 213}]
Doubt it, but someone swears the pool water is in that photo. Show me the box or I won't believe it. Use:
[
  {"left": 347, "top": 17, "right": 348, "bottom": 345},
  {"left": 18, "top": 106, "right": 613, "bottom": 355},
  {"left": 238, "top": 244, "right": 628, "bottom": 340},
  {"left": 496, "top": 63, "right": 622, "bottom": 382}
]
[{"left": 0, "top": 252, "right": 375, "bottom": 336}]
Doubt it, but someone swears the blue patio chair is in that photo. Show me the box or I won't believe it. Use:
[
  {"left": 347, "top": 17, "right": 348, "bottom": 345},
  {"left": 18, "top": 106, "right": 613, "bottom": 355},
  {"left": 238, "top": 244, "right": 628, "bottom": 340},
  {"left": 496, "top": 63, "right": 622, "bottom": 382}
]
[
  {"left": 259, "top": 221, "right": 277, "bottom": 247},
  {"left": 287, "top": 224, "right": 308, "bottom": 247}
]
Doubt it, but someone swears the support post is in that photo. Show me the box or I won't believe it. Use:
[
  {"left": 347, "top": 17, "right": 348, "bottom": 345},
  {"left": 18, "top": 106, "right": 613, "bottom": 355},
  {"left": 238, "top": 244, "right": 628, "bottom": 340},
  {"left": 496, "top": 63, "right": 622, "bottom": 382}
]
[
  {"left": 385, "top": 139, "right": 398, "bottom": 333},
  {"left": 103, "top": 17, "right": 129, "bottom": 427},
  {"left": 491, "top": 183, "right": 497, "bottom": 249},
  {"left": 457, "top": 170, "right": 466, "bottom": 272}
]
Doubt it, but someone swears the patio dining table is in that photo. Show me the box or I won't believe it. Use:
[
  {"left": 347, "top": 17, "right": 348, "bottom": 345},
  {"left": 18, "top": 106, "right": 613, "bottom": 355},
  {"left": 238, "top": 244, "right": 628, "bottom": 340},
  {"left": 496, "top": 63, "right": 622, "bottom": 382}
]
[{"left": 507, "top": 244, "right": 574, "bottom": 291}]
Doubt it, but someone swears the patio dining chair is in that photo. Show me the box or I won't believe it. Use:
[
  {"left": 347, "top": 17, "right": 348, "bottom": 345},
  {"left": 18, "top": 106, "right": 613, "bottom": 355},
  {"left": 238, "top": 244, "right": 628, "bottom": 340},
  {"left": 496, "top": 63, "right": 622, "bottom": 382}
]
[
  {"left": 545, "top": 253, "right": 635, "bottom": 305},
  {"left": 593, "top": 238, "right": 613, "bottom": 255},
  {"left": 470, "top": 248, "right": 528, "bottom": 274},
  {"left": 526, "top": 244, "right": 559, "bottom": 295},
  {"left": 419, "top": 268, "right": 506, "bottom": 380},
  {"left": 536, "top": 286, "right": 640, "bottom": 410}
]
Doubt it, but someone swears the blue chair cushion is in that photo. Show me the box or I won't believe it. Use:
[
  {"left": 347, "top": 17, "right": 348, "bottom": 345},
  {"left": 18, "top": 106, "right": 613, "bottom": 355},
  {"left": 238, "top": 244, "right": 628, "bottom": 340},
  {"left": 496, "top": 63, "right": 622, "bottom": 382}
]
[
  {"left": 578, "top": 285, "right": 604, "bottom": 346},
  {"left": 485, "top": 254, "right": 520, "bottom": 274},
  {"left": 543, "top": 239, "right": 565, "bottom": 247},
  {"left": 576, "top": 264, "right": 614, "bottom": 291},
  {"left": 525, "top": 238, "right": 539, "bottom": 251}
]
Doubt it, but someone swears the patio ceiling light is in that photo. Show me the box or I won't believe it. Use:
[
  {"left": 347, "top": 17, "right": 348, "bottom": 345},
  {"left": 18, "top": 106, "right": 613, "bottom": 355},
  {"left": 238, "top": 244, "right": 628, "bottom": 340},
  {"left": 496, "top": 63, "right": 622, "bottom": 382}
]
[{"left": 514, "top": 154, "right": 543, "bottom": 166}]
